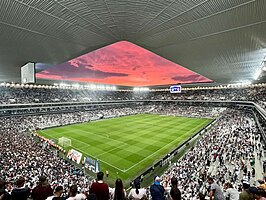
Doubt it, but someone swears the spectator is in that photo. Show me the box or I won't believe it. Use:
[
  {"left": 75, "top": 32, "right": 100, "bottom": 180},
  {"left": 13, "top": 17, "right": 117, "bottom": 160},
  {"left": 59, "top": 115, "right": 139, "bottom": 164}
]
[
  {"left": 46, "top": 185, "right": 64, "bottom": 200},
  {"left": 247, "top": 187, "right": 265, "bottom": 200},
  {"left": 239, "top": 182, "right": 254, "bottom": 200},
  {"left": 257, "top": 190, "right": 266, "bottom": 200},
  {"left": 31, "top": 176, "right": 53, "bottom": 200},
  {"left": 89, "top": 172, "right": 109, "bottom": 200},
  {"left": 150, "top": 176, "right": 165, "bottom": 200},
  {"left": 0, "top": 179, "right": 11, "bottom": 200},
  {"left": 223, "top": 182, "right": 239, "bottom": 200},
  {"left": 127, "top": 179, "right": 147, "bottom": 200},
  {"left": 66, "top": 185, "right": 86, "bottom": 200},
  {"left": 11, "top": 176, "right": 30, "bottom": 200},
  {"left": 169, "top": 177, "right": 181, "bottom": 200},
  {"left": 258, "top": 180, "right": 266, "bottom": 191},
  {"left": 111, "top": 178, "right": 126, "bottom": 200},
  {"left": 207, "top": 177, "right": 225, "bottom": 200}
]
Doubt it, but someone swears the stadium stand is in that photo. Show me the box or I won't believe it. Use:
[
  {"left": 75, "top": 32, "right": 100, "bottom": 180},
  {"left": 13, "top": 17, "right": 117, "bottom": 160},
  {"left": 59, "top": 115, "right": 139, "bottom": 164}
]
[
  {"left": 0, "top": 86, "right": 265, "bottom": 200},
  {"left": 159, "top": 109, "right": 264, "bottom": 199},
  {"left": 0, "top": 84, "right": 265, "bottom": 108}
]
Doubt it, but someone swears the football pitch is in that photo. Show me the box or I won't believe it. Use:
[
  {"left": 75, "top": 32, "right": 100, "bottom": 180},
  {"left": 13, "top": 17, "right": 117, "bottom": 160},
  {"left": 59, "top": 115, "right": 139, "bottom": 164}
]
[{"left": 38, "top": 114, "right": 212, "bottom": 183}]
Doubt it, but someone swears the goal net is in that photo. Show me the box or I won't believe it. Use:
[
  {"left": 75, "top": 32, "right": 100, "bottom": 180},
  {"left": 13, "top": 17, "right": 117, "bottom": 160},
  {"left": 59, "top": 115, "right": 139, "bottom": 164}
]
[{"left": 58, "top": 137, "right": 71, "bottom": 147}]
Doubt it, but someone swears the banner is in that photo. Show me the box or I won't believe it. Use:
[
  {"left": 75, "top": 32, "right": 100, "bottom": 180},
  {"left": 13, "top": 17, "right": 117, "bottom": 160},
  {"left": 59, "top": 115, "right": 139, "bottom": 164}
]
[
  {"left": 84, "top": 157, "right": 100, "bottom": 173},
  {"left": 67, "top": 149, "right": 82, "bottom": 164}
]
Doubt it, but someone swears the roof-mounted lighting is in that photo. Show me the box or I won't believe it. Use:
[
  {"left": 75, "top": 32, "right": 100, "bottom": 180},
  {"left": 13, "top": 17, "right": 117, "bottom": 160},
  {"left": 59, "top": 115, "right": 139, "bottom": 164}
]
[{"left": 133, "top": 87, "right": 150, "bottom": 92}]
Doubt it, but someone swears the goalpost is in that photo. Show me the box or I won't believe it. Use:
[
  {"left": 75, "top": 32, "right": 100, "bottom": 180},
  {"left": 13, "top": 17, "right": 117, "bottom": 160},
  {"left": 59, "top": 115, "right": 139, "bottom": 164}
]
[{"left": 58, "top": 137, "right": 72, "bottom": 148}]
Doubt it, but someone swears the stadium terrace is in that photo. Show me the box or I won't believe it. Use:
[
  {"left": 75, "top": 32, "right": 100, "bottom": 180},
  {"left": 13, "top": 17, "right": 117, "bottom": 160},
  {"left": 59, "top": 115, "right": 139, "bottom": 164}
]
[{"left": 0, "top": 85, "right": 265, "bottom": 200}]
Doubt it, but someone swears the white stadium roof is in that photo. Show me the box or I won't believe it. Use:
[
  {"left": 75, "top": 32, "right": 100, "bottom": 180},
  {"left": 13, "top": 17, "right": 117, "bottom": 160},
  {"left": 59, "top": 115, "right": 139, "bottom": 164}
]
[{"left": 0, "top": 0, "right": 266, "bottom": 85}]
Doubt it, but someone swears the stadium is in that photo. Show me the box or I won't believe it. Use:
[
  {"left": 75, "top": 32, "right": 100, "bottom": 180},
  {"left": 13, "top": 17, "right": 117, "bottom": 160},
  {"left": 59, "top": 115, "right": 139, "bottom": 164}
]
[{"left": 0, "top": 1, "right": 266, "bottom": 200}]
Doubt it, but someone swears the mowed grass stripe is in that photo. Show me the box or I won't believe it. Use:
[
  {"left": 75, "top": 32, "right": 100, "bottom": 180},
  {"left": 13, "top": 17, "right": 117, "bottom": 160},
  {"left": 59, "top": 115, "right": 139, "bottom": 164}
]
[
  {"left": 41, "top": 116, "right": 207, "bottom": 164},
  {"left": 39, "top": 114, "right": 212, "bottom": 180},
  {"left": 106, "top": 118, "right": 208, "bottom": 173}
]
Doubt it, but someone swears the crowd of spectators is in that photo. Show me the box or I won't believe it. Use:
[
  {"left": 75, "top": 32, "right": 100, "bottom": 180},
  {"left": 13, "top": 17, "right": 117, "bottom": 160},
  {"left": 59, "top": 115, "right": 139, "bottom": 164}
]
[
  {"left": 152, "top": 87, "right": 266, "bottom": 110},
  {"left": 0, "top": 85, "right": 265, "bottom": 111},
  {"left": 158, "top": 109, "right": 266, "bottom": 199},
  {"left": 0, "top": 118, "right": 91, "bottom": 200},
  {"left": 149, "top": 104, "right": 225, "bottom": 118},
  {"left": 0, "top": 104, "right": 224, "bottom": 132},
  {"left": 5, "top": 105, "right": 154, "bottom": 130},
  {"left": 0, "top": 91, "right": 265, "bottom": 199}
]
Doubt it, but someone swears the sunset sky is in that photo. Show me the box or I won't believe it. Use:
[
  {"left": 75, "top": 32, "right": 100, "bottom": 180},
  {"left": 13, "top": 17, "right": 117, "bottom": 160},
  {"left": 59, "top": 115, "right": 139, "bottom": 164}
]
[{"left": 36, "top": 41, "right": 212, "bottom": 86}]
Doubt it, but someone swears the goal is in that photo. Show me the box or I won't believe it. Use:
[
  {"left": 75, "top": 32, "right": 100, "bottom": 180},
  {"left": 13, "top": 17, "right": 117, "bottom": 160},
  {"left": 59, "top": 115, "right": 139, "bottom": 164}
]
[{"left": 58, "top": 137, "right": 72, "bottom": 147}]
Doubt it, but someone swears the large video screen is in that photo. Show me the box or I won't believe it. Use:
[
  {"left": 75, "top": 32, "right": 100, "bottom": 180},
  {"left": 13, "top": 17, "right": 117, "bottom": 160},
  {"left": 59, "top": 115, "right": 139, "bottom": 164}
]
[{"left": 36, "top": 41, "right": 212, "bottom": 86}]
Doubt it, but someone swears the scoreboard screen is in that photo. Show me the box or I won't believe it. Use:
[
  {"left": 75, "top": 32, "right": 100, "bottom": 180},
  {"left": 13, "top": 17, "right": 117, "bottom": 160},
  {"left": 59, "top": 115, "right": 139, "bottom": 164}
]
[
  {"left": 21, "top": 62, "right": 35, "bottom": 84},
  {"left": 170, "top": 85, "right": 181, "bottom": 93}
]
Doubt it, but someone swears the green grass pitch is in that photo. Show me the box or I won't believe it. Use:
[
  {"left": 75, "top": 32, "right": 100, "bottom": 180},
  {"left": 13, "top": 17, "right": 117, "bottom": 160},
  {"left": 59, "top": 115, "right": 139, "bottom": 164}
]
[{"left": 38, "top": 114, "right": 212, "bottom": 184}]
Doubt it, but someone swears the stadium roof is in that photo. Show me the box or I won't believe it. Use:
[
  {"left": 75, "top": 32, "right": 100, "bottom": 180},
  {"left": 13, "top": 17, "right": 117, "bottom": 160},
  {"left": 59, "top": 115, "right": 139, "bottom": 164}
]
[{"left": 0, "top": 0, "right": 266, "bottom": 86}]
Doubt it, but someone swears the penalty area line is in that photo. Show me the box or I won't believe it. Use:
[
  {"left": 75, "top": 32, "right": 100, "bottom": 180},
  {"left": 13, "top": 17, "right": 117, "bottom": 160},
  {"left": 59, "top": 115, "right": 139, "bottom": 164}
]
[{"left": 38, "top": 131, "right": 123, "bottom": 172}]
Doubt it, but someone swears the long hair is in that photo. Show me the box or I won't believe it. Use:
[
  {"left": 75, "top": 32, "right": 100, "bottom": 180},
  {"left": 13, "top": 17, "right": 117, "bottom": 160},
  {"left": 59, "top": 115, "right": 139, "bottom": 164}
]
[
  {"left": 114, "top": 178, "right": 124, "bottom": 200},
  {"left": 170, "top": 177, "right": 181, "bottom": 200},
  {"left": 134, "top": 179, "right": 140, "bottom": 195}
]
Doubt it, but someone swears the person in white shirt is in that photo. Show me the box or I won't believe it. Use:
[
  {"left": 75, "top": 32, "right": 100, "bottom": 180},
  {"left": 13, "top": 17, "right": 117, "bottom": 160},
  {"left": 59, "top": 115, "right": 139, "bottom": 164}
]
[
  {"left": 207, "top": 177, "right": 225, "bottom": 200},
  {"left": 128, "top": 179, "right": 146, "bottom": 200},
  {"left": 66, "top": 185, "right": 86, "bottom": 200},
  {"left": 110, "top": 179, "right": 126, "bottom": 200},
  {"left": 223, "top": 182, "right": 239, "bottom": 200},
  {"left": 46, "top": 186, "right": 64, "bottom": 200}
]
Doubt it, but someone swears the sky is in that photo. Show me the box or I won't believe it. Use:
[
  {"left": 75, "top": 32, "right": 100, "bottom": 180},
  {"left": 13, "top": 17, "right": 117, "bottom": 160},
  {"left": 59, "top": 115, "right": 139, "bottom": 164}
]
[{"left": 36, "top": 41, "right": 212, "bottom": 86}]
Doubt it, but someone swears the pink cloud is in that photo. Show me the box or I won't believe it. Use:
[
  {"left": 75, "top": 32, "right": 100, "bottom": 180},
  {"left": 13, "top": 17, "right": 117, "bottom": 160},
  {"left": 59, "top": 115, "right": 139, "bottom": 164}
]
[{"left": 36, "top": 41, "right": 212, "bottom": 86}]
